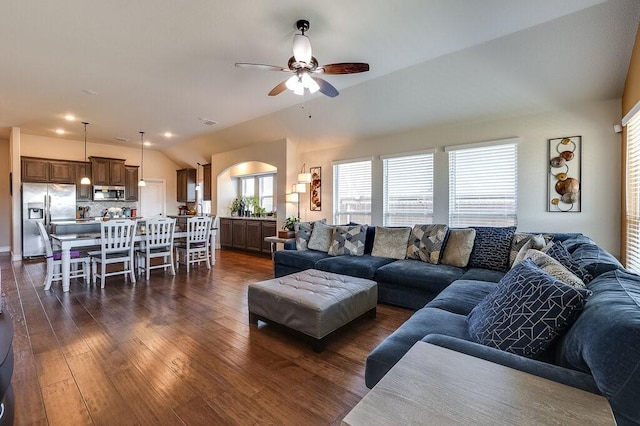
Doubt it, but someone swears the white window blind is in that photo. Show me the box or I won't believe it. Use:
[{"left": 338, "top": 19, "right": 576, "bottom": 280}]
[
  {"left": 625, "top": 110, "right": 640, "bottom": 273},
  {"left": 448, "top": 141, "right": 518, "bottom": 227},
  {"left": 333, "top": 160, "right": 372, "bottom": 224},
  {"left": 383, "top": 152, "right": 434, "bottom": 226}
]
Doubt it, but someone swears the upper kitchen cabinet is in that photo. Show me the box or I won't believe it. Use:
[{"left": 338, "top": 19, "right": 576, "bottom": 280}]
[
  {"left": 21, "top": 157, "right": 49, "bottom": 182},
  {"left": 124, "top": 166, "right": 139, "bottom": 201},
  {"left": 202, "top": 164, "right": 212, "bottom": 201},
  {"left": 75, "top": 162, "right": 92, "bottom": 201},
  {"left": 21, "top": 157, "right": 75, "bottom": 184},
  {"left": 177, "top": 168, "right": 196, "bottom": 203},
  {"left": 90, "top": 157, "right": 126, "bottom": 186}
]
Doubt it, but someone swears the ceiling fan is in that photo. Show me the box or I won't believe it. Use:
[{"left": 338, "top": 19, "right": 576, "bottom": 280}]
[{"left": 235, "top": 19, "right": 369, "bottom": 98}]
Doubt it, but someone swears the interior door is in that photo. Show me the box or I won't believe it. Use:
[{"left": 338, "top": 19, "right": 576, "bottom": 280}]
[{"left": 140, "top": 179, "right": 166, "bottom": 218}]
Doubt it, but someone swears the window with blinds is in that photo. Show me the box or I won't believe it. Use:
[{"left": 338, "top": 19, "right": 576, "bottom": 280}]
[
  {"left": 447, "top": 140, "right": 518, "bottom": 227},
  {"left": 333, "top": 159, "right": 372, "bottom": 224},
  {"left": 383, "top": 152, "right": 434, "bottom": 226},
  {"left": 624, "top": 109, "right": 640, "bottom": 274}
]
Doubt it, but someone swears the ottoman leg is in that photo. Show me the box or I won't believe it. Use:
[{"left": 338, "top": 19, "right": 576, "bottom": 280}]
[{"left": 248, "top": 311, "right": 260, "bottom": 325}]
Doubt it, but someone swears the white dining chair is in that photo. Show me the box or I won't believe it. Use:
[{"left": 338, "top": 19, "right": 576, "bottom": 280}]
[
  {"left": 37, "top": 221, "right": 91, "bottom": 291},
  {"left": 175, "top": 216, "right": 212, "bottom": 273},
  {"left": 136, "top": 217, "right": 176, "bottom": 280},
  {"left": 90, "top": 219, "right": 137, "bottom": 288},
  {"left": 210, "top": 215, "right": 219, "bottom": 266}
]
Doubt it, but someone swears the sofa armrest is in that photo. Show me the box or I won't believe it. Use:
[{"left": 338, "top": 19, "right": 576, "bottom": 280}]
[
  {"left": 422, "top": 334, "right": 601, "bottom": 395},
  {"left": 284, "top": 241, "right": 296, "bottom": 250}
]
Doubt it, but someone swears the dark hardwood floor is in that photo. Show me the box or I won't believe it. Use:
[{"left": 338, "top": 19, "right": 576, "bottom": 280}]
[{"left": 0, "top": 250, "right": 412, "bottom": 425}]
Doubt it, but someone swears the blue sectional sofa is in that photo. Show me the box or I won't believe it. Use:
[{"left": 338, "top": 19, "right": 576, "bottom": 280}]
[{"left": 275, "top": 228, "right": 640, "bottom": 425}]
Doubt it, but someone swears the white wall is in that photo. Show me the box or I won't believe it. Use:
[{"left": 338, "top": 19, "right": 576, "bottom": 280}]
[{"left": 301, "top": 99, "right": 622, "bottom": 256}]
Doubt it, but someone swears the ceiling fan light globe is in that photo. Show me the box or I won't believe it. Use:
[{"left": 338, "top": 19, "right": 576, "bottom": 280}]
[
  {"left": 293, "top": 86, "right": 304, "bottom": 96},
  {"left": 302, "top": 73, "right": 320, "bottom": 93},
  {"left": 293, "top": 34, "right": 312, "bottom": 64},
  {"left": 285, "top": 75, "right": 300, "bottom": 91}
]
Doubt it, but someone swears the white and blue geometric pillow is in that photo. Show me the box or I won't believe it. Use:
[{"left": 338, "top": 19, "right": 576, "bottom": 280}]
[
  {"left": 468, "top": 226, "right": 516, "bottom": 271},
  {"left": 406, "top": 224, "right": 449, "bottom": 264},
  {"left": 295, "top": 219, "right": 327, "bottom": 250},
  {"left": 466, "top": 259, "right": 591, "bottom": 357},
  {"left": 328, "top": 225, "right": 366, "bottom": 256}
]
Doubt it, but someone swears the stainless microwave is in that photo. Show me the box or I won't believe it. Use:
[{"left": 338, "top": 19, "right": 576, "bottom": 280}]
[{"left": 93, "top": 185, "right": 126, "bottom": 201}]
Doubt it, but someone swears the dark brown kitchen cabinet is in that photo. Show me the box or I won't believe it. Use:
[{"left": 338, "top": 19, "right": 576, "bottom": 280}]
[
  {"left": 177, "top": 168, "right": 196, "bottom": 203},
  {"left": 261, "top": 220, "right": 277, "bottom": 252},
  {"left": 220, "top": 218, "right": 276, "bottom": 254},
  {"left": 202, "top": 164, "right": 212, "bottom": 201},
  {"left": 219, "top": 218, "right": 233, "bottom": 247},
  {"left": 90, "top": 157, "right": 126, "bottom": 186},
  {"left": 48, "top": 160, "right": 75, "bottom": 183},
  {"left": 246, "top": 220, "right": 263, "bottom": 252},
  {"left": 21, "top": 157, "right": 50, "bottom": 182},
  {"left": 124, "top": 166, "right": 139, "bottom": 201},
  {"left": 75, "top": 162, "right": 92, "bottom": 200}
]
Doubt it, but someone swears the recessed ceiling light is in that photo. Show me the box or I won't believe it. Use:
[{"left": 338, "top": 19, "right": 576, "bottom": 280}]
[
  {"left": 144, "top": 141, "right": 151, "bottom": 147},
  {"left": 164, "top": 132, "right": 172, "bottom": 138},
  {"left": 64, "top": 114, "right": 75, "bottom": 121},
  {"left": 55, "top": 129, "right": 65, "bottom": 135},
  {"left": 82, "top": 88, "right": 98, "bottom": 95}
]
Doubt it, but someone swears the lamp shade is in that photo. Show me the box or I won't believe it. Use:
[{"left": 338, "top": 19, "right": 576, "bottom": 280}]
[
  {"left": 298, "top": 172, "right": 312, "bottom": 184},
  {"left": 286, "top": 192, "right": 299, "bottom": 203},
  {"left": 293, "top": 183, "right": 307, "bottom": 193},
  {"left": 80, "top": 176, "right": 91, "bottom": 185}
]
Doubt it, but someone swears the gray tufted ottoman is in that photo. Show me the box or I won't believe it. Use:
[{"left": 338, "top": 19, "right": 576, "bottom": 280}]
[{"left": 248, "top": 269, "right": 377, "bottom": 351}]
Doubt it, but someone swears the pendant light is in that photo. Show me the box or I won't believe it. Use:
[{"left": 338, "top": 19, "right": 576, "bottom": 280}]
[
  {"left": 80, "top": 122, "right": 91, "bottom": 185},
  {"left": 138, "top": 131, "right": 146, "bottom": 187}
]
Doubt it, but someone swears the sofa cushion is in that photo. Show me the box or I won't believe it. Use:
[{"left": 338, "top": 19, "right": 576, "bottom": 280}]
[
  {"left": 274, "top": 249, "right": 331, "bottom": 271},
  {"left": 328, "top": 225, "right": 366, "bottom": 256},
  {"left": 440, "top": 228, "right": 476, "bottom": 267},
  {"left": 469, "top": 226, "right": 516, "bottom": 272},
  {"left": 406, "top": 224, "right": 449, "bottom": 264},
  {"left": 557, "top": 269, "right": 640, "bottom": 425},
  {"left": 374, "top": 259, "right": 465, "bottom": 294},
  {"left": 365, "top": 307, "right": 470, "bottom": 388},
  {"left": 467, "top": 259, "right": 591, "bottom": 357},
  {"left": 315, "top": 254, "right": 396, "bottom": 280},
  {"left": 459, "top": 268, "right": 505, "bottom": 283},
  {"left": 371, "top": 227, "right": 411, "bottom": 259},
  {"left": 558, "top": 237, "right": 623, "bottom": 279},
  {"left": 426, "top": 280, "right": 497, "bottom": 315},
  {"left": 307, "top": 221, "right": 334, "bottom": 252}
]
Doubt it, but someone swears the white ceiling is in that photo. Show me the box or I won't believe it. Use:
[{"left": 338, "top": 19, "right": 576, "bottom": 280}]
[{"left": 1, "top": 0, "right": 638, "bottom": 159}]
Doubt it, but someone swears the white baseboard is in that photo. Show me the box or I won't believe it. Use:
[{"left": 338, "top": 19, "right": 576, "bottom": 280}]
[{"left": 0, "top": 246, "right": 9, "bottom": 253}]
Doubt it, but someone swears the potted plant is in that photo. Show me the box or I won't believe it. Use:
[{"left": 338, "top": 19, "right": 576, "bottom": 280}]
[{"left": 279, "top": 216, "right": 299, "bottom": 238}]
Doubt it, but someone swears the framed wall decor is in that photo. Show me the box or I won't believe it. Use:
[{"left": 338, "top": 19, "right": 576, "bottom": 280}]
[
  {"left": 310, "top": 166, "right": 321, "bottom": 211},
  {"left": 548, "top": 136, "right": 581, "bottom": 212}
]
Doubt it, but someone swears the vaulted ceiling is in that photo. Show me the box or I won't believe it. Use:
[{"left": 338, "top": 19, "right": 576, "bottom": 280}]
[{"left": 1, "top": 0, "right": 638, "bottom": 163}]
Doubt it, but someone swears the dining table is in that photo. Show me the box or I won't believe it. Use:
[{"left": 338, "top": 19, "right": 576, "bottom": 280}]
[{"left": 51, "top": 223, "right": 217, "bottom": 292}]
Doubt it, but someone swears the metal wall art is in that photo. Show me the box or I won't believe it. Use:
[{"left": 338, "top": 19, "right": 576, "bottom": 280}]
[
  {"left": 548, "top": 136, "right": 581, "bottom": 212},
  {"left": 310, "top": 166, "right": 321, "bottom": 211}
]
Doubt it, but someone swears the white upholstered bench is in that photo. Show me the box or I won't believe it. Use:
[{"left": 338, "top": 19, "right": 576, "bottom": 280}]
[{"left": 248, "top": 269, "right": 378, "bottom": 351}]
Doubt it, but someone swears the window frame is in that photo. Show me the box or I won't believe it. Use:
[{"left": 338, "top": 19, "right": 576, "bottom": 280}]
[{"left": 332, "top": 158, "right": 372, "bottom": 225}]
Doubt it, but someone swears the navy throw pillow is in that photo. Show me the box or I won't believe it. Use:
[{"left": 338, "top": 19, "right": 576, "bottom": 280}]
[
  {"left": 468, "top": 226, "right": 516, "bottom": 272},
  {"left": 546, "top": 241, "right": 594, "bottom": 283},
  {"left": 467, "top": 259, "right": 591, "bottom": 357}
]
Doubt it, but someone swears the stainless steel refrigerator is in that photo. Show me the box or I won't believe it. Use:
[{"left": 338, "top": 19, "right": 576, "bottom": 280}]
[{"left": 22, "top": 183, "right": 76, "bottom": 258}]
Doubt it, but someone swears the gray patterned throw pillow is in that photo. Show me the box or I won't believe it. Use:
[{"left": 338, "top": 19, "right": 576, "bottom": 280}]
[
  {"left": 307, "top": 221, "right": 334, "bottom": 252},
  {"left": 295, "top": 219, "right": 327, "bottom": 250},
  {"left": 371, "top": 227, "right": 411, "bottom": 259},
  {"left": 328, "top": 225, "right": 366, "bottom": 256},
  {"left": 406, "top": 224, "right": 449, "bottom": 264}
]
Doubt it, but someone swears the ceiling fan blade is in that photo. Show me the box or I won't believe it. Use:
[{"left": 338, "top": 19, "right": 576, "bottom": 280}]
[
  {"left": 268, "top": 81, "right": 288, "bottom": 96},
  {"left": 317, "top": 63, "right": 370, "bottom": 75},
  {"left": 235, "top": 63, "right": 290, "bottom": 72},
  {"left": 311, "top": 77, "right": 339, "bottom": 98}
]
